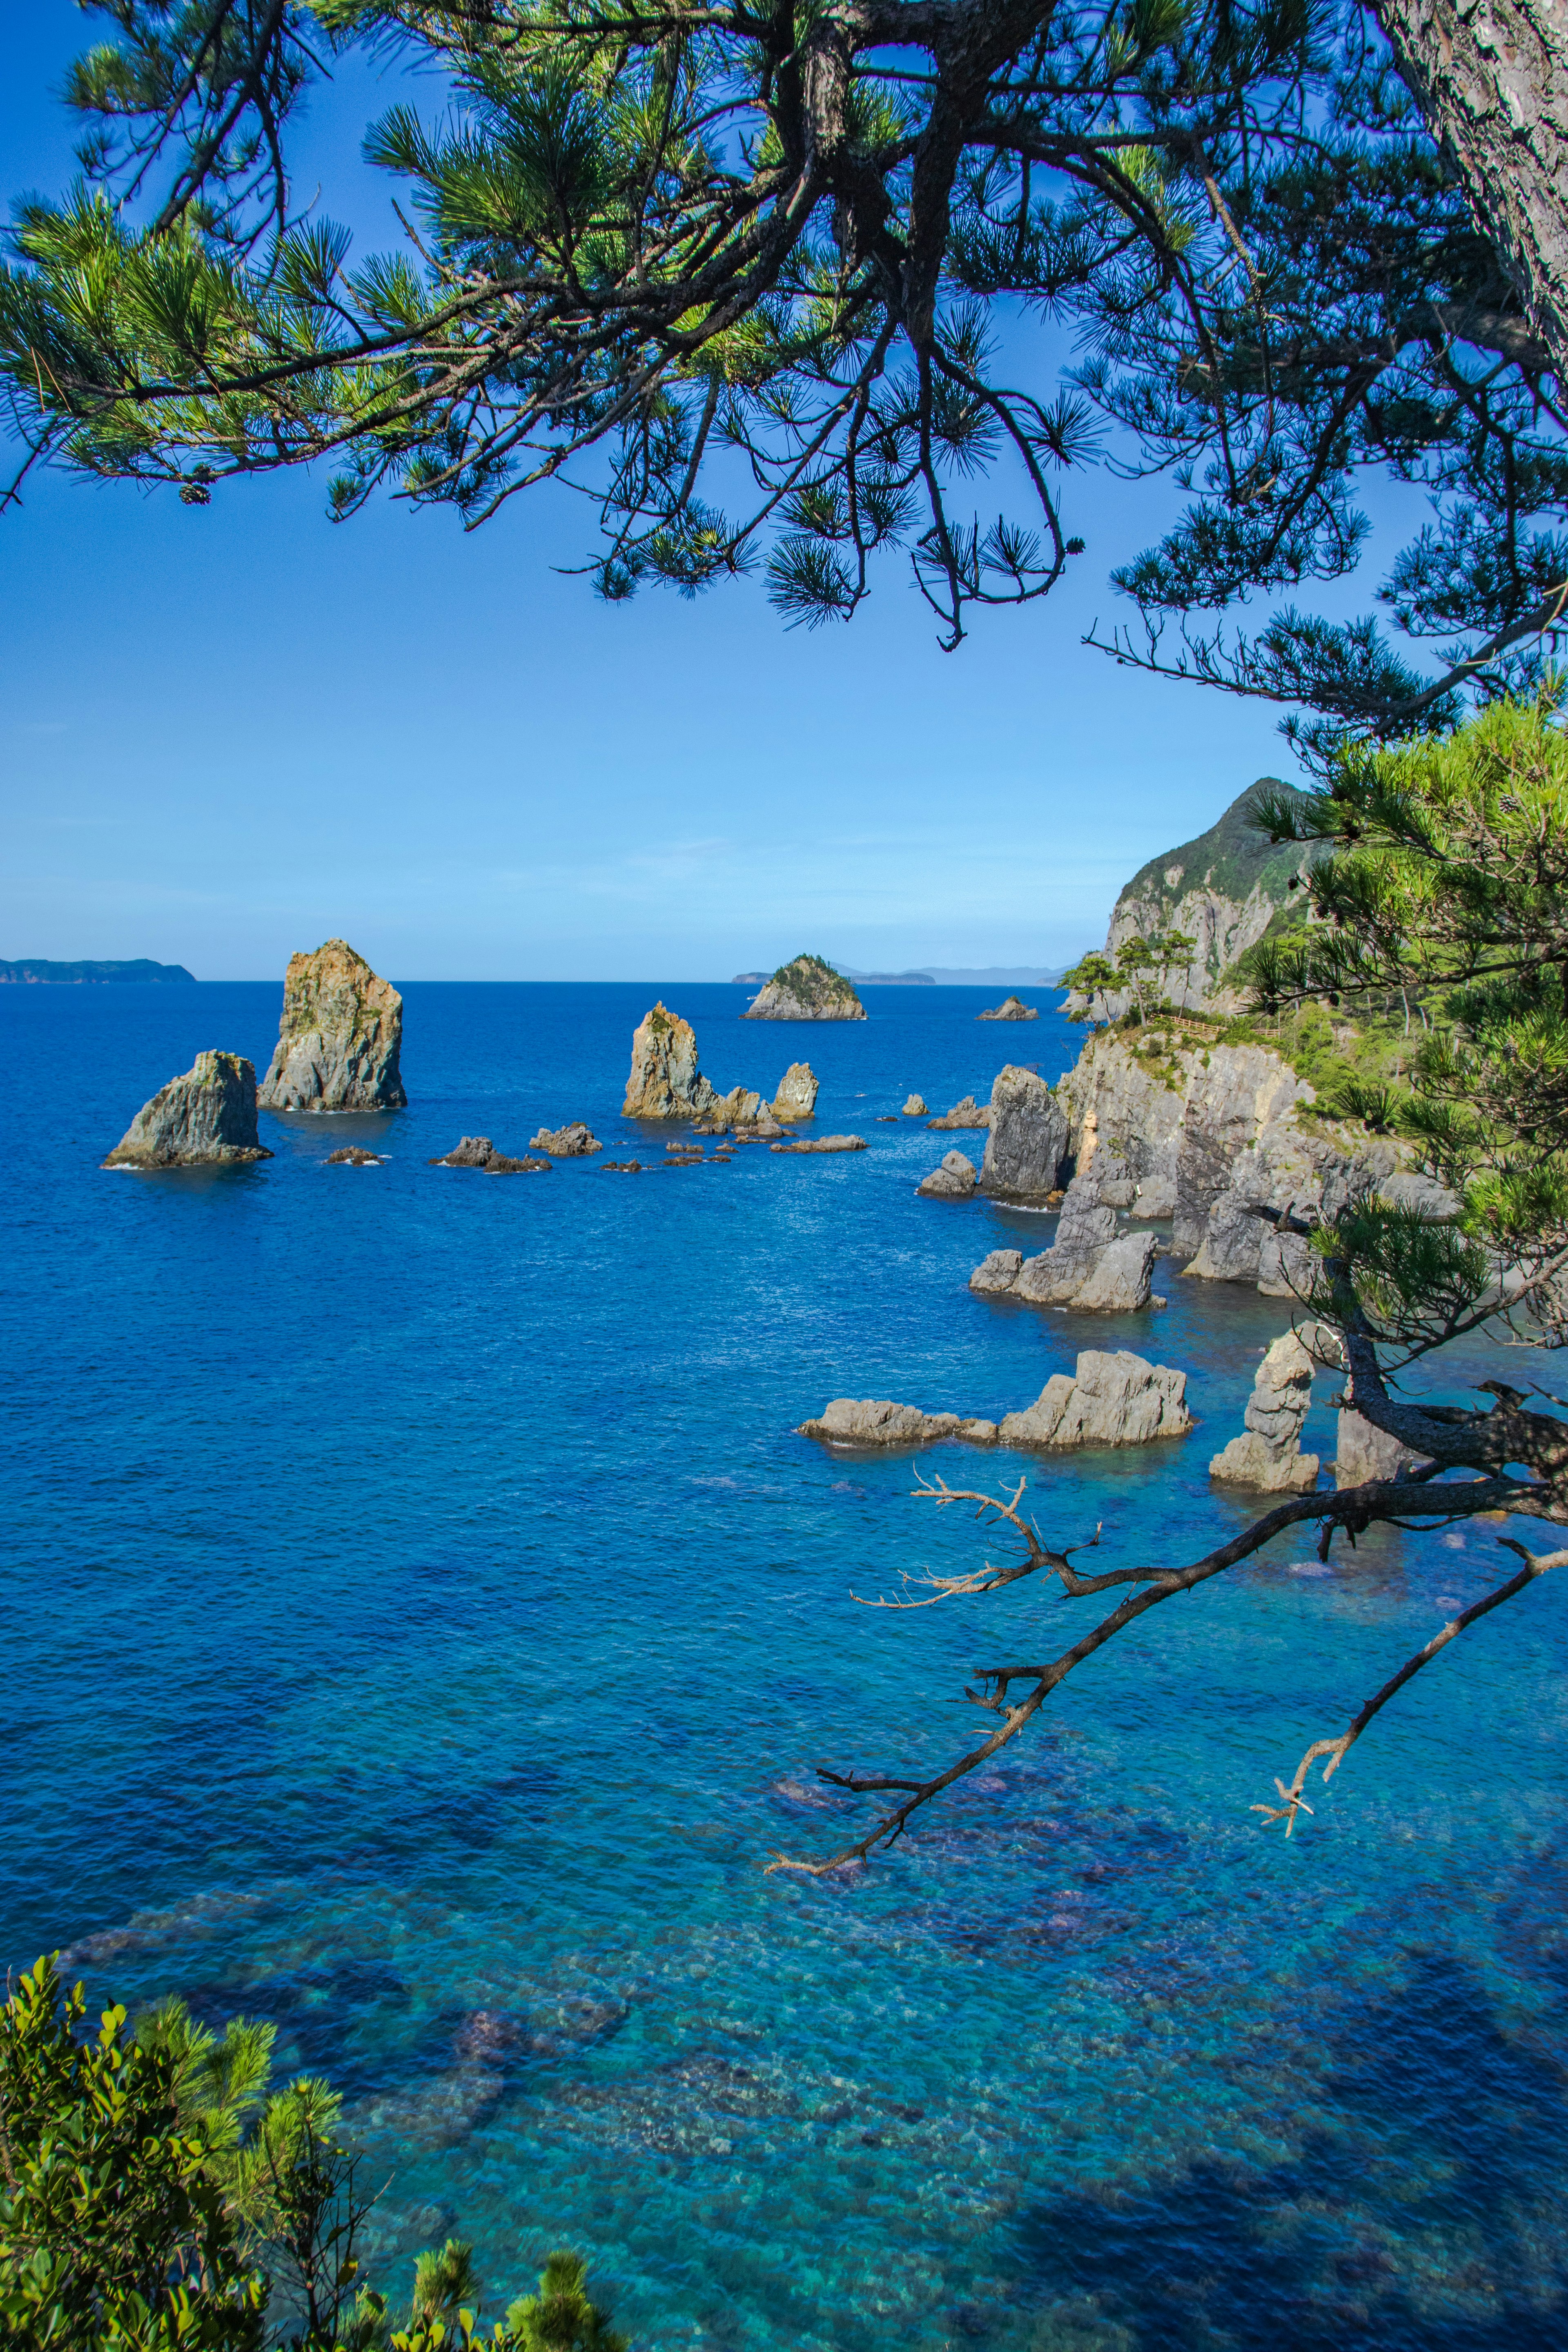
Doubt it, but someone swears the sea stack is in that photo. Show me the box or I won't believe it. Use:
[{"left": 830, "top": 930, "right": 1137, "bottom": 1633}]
[
  {"left": 258, "top": 940, "right": 407, "bottom": 1111},
  {"left": 977, "top": 996, "right": 1038, "bottom": 1021},
  {"left": 744, "top": 956, "right": 866, "bottom": 1020},
  {"left": 103, "top": 1052, "right": 272, "bottom": 1168},
  {"left": 623, "top": 1003, "right": 722, "bottom": 1118},
  {"left": 1209, "top": 1332, "right": 1320, "bottom": 1490},
  {"left": 772, "top": 1062, "right": 820, "bottom": 1120}
]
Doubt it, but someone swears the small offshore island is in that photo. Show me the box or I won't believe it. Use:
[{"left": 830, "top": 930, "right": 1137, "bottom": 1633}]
[{"left": 743, "top": 953, "right": 866, "bottom": 1020}]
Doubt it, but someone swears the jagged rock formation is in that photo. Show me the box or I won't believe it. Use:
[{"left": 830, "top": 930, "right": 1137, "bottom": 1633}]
[
  {"left": 622, "top": 1003, "right": 722, "bottom": 1118},
  {"left": 430, "top": 1136, "right": 548, "bottom": 1173},
  {"left": 902, "top": 1094, "right": 928, "bottom": 1116},
  {"left": 799, "top": 1399, "right": 1001, "bottom": 1446},
  {"left": 969, "top": 1169, "right": 1159, "bottom": 1311},
  {"left": 980, "top": 1065, "right": 1070, "bottom": 1198},
  {"left": 1209, "top": 1332, "right": 1320, "bottom": 1490},
  {"left": 918, "top": 1150, "right": 977, "bottom": 1198},
  {"left": 770, "top": 1134, "right": 866, "bottom": 1154},
  {"left": 325, "top": 1146, "right": 383, "bottom": 1166},
  {"left": 744, "top": 955, "right": 866, "bottom": 1020},
  {"left": 1089, "top": 780, "right": 1321, "bottom": 1015},
  {"left": 530, "top": 1122, "right": 601, "bottom": 1155},
  {"left": 1335, "top": 1410, "right": 1433, "bottom": 1489},
  {"left": 104, "top": 1051, "right": 271, "bottom": 1168},
  {"left": 929, "top": 1096, "right": 991, "bottom": 1129},
  {"left": 978, "top": 996, "right": 1038, "bottom": 1021},
  {"left": 999, "top": 1351, "right": 1193, "bottom": 1448},
  {"left": 1058, "top": 1028, "right": 1457, "bottom": 1295},
  {"left": 772, "top": 1062, "right": 819, "bottom": 1120},
  {"left": 799, "top": 1350, "right": 1191, "bottom": 1451},
  {"left": 259, "top": 940, "right": 407, "bottom": 1111}
]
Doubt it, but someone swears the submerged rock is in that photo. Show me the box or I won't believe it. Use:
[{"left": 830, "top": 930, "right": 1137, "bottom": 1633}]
[
  {"left": 918, "top": 1150, "right": 977, "bottom": 1199},
  {"left": 999, "top": 1351, "right": 1193, "bottom": 1448},
  {"left": 980, "top": 1065, "right": 1069, "bottom": 1198},
  {"left": 529, "top": 1121, "right": 601, "bottom": 1156},
  {"left": 902, "top": 1094, "right": 928, "bottom": 1116},
  {"left": 1209, "top": 1331, "right": 1319, "bottom": 1490},
  {"left": 258, "top": 939, "right": 407, "bottom": 1111},
  {"left": 104, "top": 1051, "right": 272, "bottom": 1168},
  {"left": 623, "top": 1002, "right": 723, "bottom": 1118},
  {"left": 430, "top": 1136, "right": 548, "bottom": 1174},
  {"left": 771, "top": 1134, "right": 866, "bottom": 1154},
  {"left": 772, "top": 1062, "right": 820, "bottom": 1120},
  {"left": 928, "top": 1096, "right": 991, "bottom": 1130},
  {"left": 744, "top": 955, "right": 866, "bottom": 1020},
  {"left": 978, "top": 996, "right": 1038, "bottom": 1021}
]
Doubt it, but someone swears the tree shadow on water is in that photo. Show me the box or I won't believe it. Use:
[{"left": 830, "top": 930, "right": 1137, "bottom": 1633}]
[{"left": 1007, "top": 1952, "right": 1568, "bottom": 2351}]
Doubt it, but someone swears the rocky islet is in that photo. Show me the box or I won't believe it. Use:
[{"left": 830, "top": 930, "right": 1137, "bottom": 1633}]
[
  {"left": 103, "top": 1050, "right": 272, "bottom": 1169},
  {"left": 743, "top": 955, "right": 866, "bottom": 1021},
  {"left": 259, "top": 939, "right": 407, "bottom": 1111}
]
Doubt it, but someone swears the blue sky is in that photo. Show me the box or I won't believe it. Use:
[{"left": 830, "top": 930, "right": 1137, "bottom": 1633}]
[{"left": 0, "top": 7, "right": 1410, "bottom": 981}]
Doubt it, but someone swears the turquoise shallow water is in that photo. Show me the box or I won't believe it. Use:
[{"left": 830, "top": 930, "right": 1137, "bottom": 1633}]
[{"left": 3, "top": 981, "right": 1566, "bottom": 2349}]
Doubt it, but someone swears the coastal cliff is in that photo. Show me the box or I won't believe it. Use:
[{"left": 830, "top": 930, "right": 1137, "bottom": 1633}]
[{"left": 744, "top": 955, "right": 866, "bottom": 1020}]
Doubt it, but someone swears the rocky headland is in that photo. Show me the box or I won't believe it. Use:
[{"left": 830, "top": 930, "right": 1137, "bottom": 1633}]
[
  {"left": 104, "top": 1052, "right": 271, "bottom": 1168},
  {"left": 978, "top": 996, "right": 1038, "bottom": 1021},
  {"left": 259, "top": 940, "right": 407, "bottom": 1111},
  {"left": 744, "top": 955, "right": 866, "bottom": 1021},
  {"left": 799, "top": 1351, "right": 1191, "bottom": 1450}
]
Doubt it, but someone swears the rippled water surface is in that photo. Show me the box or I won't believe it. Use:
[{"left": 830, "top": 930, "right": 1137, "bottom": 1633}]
[{"left": 4, "top": 981, "right": 1567, "bottom": 2349}]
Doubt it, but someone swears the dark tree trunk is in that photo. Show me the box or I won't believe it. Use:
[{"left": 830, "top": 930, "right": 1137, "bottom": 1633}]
[{"left": 1374, "top": 0, "right": 1568, "bottom": 372}]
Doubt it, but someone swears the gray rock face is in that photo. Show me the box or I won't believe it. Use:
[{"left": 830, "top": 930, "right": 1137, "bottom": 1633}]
[
  {"left": 929, "top": 1096, "right": 991, "bottom": 1129},
  {"left": 980, "top": 1065, "right": 1070, "bottom": 1197},
  {"left": 258, "top": 940, "right": 407, "bottom": 1111},
  {"left": 998, "top": 1350, "right": 1193, "bottom": 1448},
  {"left": 799, "top": 1399, "right": 1000, "bottom": 1447},
  {"left": 529, "top": 1122, "right": 601, "bottom": 1155},
  {"left": 623, "top": 1003, "right": 722, "bottom": 1118},
  {"left": 773, "top": 1062, "right": 820, "bottom": 1120},
  {"left": 902, "top": 1094, "right": 928, "bottom": 1116},
  {"left": 973, "top": 1170, "right": 1158, "bottom": 1310},
  {"left": 1335, "top": 1410, "right": 1433, "bottom": 1488},
  {"left": 770, "top": 1134, "right": 866, "bottom": 1154},
  {"left": 978, "top": 996, "right": 1038, "bottom": 1021},
  {"left": 918, "top": 1150, "right": 977, "bottom": 1198},
  {"left": 1209, "top": 1331, "right": 1320, "bottom": 1490},
  {"left": 104, "top": 1051, "right": 272, "bottom": 1168}
]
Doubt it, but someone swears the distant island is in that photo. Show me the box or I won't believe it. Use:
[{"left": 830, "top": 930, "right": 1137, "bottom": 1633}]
[
  {"left": 731, "top": 962, "right": 1077, "bottom": 988},
  {"left": 1, "top": 958, "right": 196, "bottom": 986}
]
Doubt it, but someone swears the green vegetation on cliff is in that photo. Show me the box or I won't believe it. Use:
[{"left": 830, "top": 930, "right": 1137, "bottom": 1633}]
[
  {"left": 765, "top": 956, "right": 862, "bottom": 1013},
  {"left": 1115, "top": 780, "right": 1309, "bottom": 927}
]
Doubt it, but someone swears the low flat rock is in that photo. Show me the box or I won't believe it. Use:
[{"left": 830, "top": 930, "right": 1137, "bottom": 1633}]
[
  {"left": 325, "top": 1146, "right": 383, "bottom": 1166},
  {"left": 430, "top": 1135, "right": 549, "bottom": 1174},
  {"left": 918, "top": 1150, "right": 977, "bottom": 1199},
  {"left": 799, "top": 1399, "right": 1000, "bottom": 1448},
  {"left": 999, "top": 1351, "right": 1194, "bottom": 1448},
  {"left": 104, "top": 1051, "right": 272, "bottom": 1168},
  {"left": 771, "top": 1134, "right": 866, "bottom": 1154},
  {"left": 530, "top": 1121, "right": 601, "bottom": 1155},
  {"left": 928, "top": 1096, "right": 991, "bottom": 1129}
]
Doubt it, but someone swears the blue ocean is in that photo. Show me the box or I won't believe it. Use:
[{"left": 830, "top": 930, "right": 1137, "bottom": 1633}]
[{"left": 4, "top": 980, "right": 1566, "bottom": 2349}]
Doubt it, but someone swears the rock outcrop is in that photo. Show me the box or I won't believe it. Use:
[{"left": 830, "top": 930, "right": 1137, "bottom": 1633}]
[
  {"left": 530, "top": 1122, "right": 601, "bottom": 1156},
  {"left": 744, "top": 955, "right": 866, "bottom": 1020},
  {"left": 771, "top": 1134, "right": 866, "bottom": 1154},
  {"left": 1335, "top": 1410, "right": 1433, "bottom": 1489},
  {"left": 799, "top": 1399, "right": 1000, "bottom": 1447},
  {"left": 929, "top": 1096, "right": 991, "bottom": 1130},
  {"left": 104, "top": 1051, "right": 272, "bottom": 1168},
  {"left": 970, "top": 1170, "right": 1158, "bottom": 1311},
  {"left": 798, "top": 1350, "right": 1192, "bottom": 1451},
  {"left": 325, "top": 1146, "right": 383, "bottom": 1166},
  {"left": 772, "top": 1062, "right": 820, "bottom": 1120},
  {"left": 258, "top": 939, "right": 406, "bottom": 1111},
  {"left": 1208, "top": 1332, "right": 1320, "bottom": 1490},
  {"left": 623, "top": 1003, "right": 723, "bottom": 1118},
  {"left": 918, "top": 1150, "right": 977, "bottom": 1198},
  {"left": 978, "top": 996, "right": 1038, "bottom": 1021},
  {"left": 430, "top": 1136, "right": 549, "bottom": 1173},
  {"left": 999, "top": 1351, "right": 1193, "bottom": 1448},
  {"left": 902, "top": 1094, "right": 928, "bottom": 1116},
  {"left": 980, "top": 1065, "right": 1070, "bottom": 1198}
]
